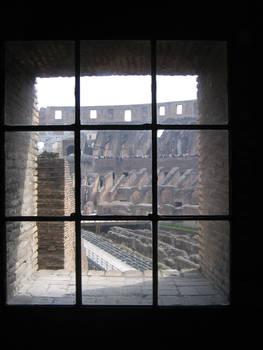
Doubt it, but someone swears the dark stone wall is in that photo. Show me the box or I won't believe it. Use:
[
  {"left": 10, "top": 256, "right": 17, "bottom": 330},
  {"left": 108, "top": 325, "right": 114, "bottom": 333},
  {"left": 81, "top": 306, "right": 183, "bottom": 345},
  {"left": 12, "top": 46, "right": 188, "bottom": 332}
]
[{"left": 197, "top": 43, "right": 230, "bottom": 297}]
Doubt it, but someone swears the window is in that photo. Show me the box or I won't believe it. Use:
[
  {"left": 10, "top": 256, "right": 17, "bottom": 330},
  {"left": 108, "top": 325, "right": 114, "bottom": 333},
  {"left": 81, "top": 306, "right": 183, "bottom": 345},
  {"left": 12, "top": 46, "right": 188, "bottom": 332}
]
[
  {"left": 176, "top": 104, "right": 182, "bottom": 114},
  {"left": 124, "top": 109, "right": 131, "bottom": 122},
  {"left": 2, "top": 40, "right": 230, "bottom": 310},
  {"left": 55, "top": 109, "right": 62, "bottom": 119},
  {"left": 159, "top": 105, "right": 165, "bottom": 116},
  {"left": 90, "top": 110, "right": 97, "bottom": 119},
  {"left": 108, "top": 108, "right": 114, "bottom": 119}
]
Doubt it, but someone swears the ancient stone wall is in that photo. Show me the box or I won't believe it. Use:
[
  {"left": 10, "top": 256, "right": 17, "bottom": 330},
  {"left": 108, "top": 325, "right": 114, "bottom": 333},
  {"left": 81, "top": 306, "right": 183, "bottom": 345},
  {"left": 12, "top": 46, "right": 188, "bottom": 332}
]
[
  {"left": 37, "top": 156, "right": 88, "bottom": 272},
  {"left": 37, "top": 157, "right": 76, "bottom": 270},
  {"left": 39, "top": 100, "right": 197, "bottom": 125},
  {"left": 197, "top": 44, "right": 230, "bottom": 297},
  {"left": 5, "top": 52, "right": 39, "bottom": 299},
  {"left": 81, "top": 164, "right": 199, "bottom": 216},
  {"left": 87, "top": 156, "right": 198, "bottom": 174}
]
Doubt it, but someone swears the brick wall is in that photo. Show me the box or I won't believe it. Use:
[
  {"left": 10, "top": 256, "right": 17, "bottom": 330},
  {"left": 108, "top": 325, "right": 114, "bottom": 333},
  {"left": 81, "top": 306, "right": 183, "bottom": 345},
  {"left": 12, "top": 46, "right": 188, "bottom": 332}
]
[
  {"left": 5, "top": 52, "right": 39, "bottom": 299},
  {"left": 37, "top": 157, "right": 88, "bottom": 272},
  {"left": 37, "top": 158, "right": 75, "bottom": 270},
  {"left": 197, "top": 43, "right": 230, "bottom": 297}
]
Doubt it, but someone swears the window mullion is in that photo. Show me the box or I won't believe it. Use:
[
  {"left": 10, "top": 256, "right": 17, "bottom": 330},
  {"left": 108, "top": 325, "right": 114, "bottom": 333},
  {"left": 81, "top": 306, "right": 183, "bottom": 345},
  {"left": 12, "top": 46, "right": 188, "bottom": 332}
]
[
  {"left": 74, "top": 39, "right": 82, "bottom": 306},
  {"left": 151, "top": 40, "right": 158, "bottom": 307}
]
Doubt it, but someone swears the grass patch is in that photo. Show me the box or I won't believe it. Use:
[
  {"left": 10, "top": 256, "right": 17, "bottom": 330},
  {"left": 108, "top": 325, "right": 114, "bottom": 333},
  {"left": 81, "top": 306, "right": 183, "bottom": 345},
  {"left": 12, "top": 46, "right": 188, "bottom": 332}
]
[{"left": 159, "top": 223, "right": 199, "bottom": 233}]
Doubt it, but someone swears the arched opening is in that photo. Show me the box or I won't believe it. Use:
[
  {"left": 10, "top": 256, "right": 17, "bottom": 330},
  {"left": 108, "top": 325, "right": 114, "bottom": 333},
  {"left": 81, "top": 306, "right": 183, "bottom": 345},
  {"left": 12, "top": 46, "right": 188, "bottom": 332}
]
[
  {"left": 67, "top": 144, "right": 74, "bottom": 155},
  {"left": 84, "top": 142, "right": 93, "bottom": 155}
]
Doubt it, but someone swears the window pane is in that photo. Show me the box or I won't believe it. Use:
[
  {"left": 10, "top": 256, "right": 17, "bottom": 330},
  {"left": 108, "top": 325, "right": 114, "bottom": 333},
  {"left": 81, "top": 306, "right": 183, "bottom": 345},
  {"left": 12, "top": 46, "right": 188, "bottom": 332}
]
[
  {"left": 81, "top": 221, "right": 152, "bottom": 305},
  {"left": 6, "top": 221, "right": 75, "bottom": 305},
  {"left": 80, "top": 40, "right": 151, "bottom": 124},
  {"left": 158, "top": 221, "right": 229, "bottom": 305},
  {"left": 157, "top": 40, "right": 228, "bottom": 125},
  {"left": 81, "top": 130, "right": 152, "bottom": 215},
  {"left": 5, "top": 131, "right": 75, "bottom": 216},
  {"left": 157, "top": 130, "right": 229, "bottom": 215},
  {"left": 5, "top": 41, "right": 75, "bottom": 125}
]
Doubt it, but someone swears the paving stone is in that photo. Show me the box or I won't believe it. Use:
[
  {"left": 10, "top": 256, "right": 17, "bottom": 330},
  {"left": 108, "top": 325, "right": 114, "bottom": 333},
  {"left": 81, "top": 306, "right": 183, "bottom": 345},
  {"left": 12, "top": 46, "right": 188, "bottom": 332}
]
[
  {"left": 34, "top": 269, "right": 57, "bottom": 276},
  {"left": 195, "top": 285, "right": 219, "bottom": 295},
  {"left": 46, "top": 285, "right": 69, "bottom": 297},
  {"left": 8, "top": 269, "right": 228, "bottom": 306},
  {"left": 123, "top": 270, "right": 143, "bottom": 277},
  {"left": 179, "top": 295, "right": 226, "bottom": 306},
  {"left": 178, "top": 286, "right": 199, "bottom": 296},
  {"left": 30, "top": 297, "right": 56, "bottom": 305},
  {"left": 105, "top": 270, "right": 123, "bottom": 277},
  {"left": 104, "top": 296, "right": 150, "bottom": 305},
  {"left": 28, "top": 283, "right": 50, "bottom": 296},
  {"left": 8, "top": 295, "right": 33, "bottom": 304},
  {"left": 180, "top": 268, "right": 202, "bottom": 277},
  {"left": 87, "top": 270, "right": 105, "bottom": 276},
  {"left": 122, "top": 285, "right": 142, "bottom": 294},
  {"left": 159, "top": 287, "right": 180, "bottom": 296},
  {"left": 143, "top": 270, "right": 152, "bottom": 277},
  {"left": 52, "top": 297, "right": 75, "bottom": 305},
  {"left": 66, "top": 286, "right": 76, "bottom": 294},
  {"left": 142, "top": 281, "right": 152, "bottom": 291},
  {"left": 82, "top": 296, "right": 99, "bottom": 304},
  {"left": 124, "top": 277, "right": 144, "bottom": 286},
  {"left": 174, "top": 278, "right": 209, "bottom": 286},
  {"left": 159, "top": 296, "right": 184, "bottom": 305},
  {"left": 159, "top": 279, "right": 177, "bottom": 287},
  {"left": 82, "top": 288, "right": 106, "bottom": 296},
  {"left": 19, "top": 283, "right": 32, "bottom": 294},
  {"left": 104, "top": 276, "right": 126, "bottom": 283},
  {"left": 160, "top": 269, "right": 180, "bottom": 277}
]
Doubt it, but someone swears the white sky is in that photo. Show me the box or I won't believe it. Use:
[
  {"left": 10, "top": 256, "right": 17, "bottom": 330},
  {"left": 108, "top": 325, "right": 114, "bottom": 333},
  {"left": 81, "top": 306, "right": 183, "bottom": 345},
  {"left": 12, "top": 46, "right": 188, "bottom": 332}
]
[{"left": 36, "top": 75, "right": 197, "bottom": 108}]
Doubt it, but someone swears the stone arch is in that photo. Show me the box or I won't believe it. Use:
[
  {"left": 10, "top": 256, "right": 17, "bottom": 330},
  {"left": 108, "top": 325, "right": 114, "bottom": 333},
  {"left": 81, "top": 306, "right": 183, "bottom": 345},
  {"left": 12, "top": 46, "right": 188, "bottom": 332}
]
[
  {"left": 66, "top": 144, "right": 74, "bottom": 155},
  {"left": 131, "top": 190, "right": 141, "bottom": 204},
  {"left": 144, "top": 190, "right": 152, "bottom": 203},
  {"left": 160, "top": 188, "right": 173, "bottom": 204}
]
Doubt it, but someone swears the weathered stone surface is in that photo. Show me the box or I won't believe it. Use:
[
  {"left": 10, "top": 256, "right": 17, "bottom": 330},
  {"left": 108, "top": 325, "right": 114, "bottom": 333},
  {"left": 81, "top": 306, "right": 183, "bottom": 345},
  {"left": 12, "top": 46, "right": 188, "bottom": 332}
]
[
  {"left": 197, "top": 48, "right": 229, "bottom": 296},
  {"left": 36, "top": 157, "right": 81, "bottom": 271}
]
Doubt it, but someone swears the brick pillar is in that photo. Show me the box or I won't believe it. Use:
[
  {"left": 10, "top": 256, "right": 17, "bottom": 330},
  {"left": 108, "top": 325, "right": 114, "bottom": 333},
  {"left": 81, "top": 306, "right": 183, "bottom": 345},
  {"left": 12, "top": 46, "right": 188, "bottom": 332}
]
[{"left": 37, "top": 156, "right": 75, "bottom": 270}]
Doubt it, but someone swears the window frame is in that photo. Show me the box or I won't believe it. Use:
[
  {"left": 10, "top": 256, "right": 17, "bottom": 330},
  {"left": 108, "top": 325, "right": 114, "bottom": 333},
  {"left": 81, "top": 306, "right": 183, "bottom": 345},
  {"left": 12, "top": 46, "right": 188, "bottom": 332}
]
[{"left": 0, "top": 40, "right": 231, "bottom": 311}]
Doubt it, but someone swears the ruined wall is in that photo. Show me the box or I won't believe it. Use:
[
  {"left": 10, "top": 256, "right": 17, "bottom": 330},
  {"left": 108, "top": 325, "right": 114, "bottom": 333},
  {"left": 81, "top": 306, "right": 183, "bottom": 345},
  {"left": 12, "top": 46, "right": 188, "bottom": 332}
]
[
  {"left": 5, "top": 52, "right": 39, "bottom": 299},
  {"left": 39, "top": 100, "right": 196, "bottom": 125},
  {"left": 197, "top": 44, "right": 230, "bottom": 297},
  {"left": 89, "top": 156, "right": 198, "bottom": 174},
  {"left": 37, "top": 156, "right": 88, "bottom": 272},
  {"left": 37, "top": 157, "right": 75, "bottom": 270}
]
